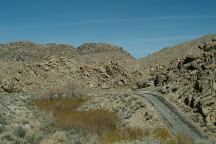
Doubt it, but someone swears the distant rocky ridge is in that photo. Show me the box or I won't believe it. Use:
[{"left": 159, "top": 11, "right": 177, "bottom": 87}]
[
  {"left": 0, "top": 41, "right": 142, "bottom": 93},
  {"left": 0, "top": 42, "right": 133, "bottom": 63},
  {"left": 139, "top": 34, "right": 216, "bottom": 67}
]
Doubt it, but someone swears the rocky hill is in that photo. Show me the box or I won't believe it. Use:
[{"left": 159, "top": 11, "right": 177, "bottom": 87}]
[
  {"left": 0, "top": 42, "right": 143, "bottom": 93},
  {"left": 0, "top": 41, "right": 160, "bottom": 144},
  {"left": 145, "top": 37, "right": 216, "bottom": 137},
  {"left": 1, "top": 36, "right": 216, "bottom": 143},
  {"left": 139, "top": 34, "right": 216, "bottom": 67}
]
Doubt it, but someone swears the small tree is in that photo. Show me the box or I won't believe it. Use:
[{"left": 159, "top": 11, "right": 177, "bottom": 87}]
[{"left": 65, "top": 80, "right": 87, "bottom": 99}]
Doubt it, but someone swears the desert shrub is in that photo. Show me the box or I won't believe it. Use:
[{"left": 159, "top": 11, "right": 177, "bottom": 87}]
[
  {"left": 6, "top": 80, "right": 15, "bottom": 93},
  {"left": 34, "top": 98, "right": 87, "bottom": 113},
  {"left": 153, "top": 127, "right": 196, "bottom": 144},
  {"left": 0, "top": 132, "right": 21, "bottom": 143},
  {"left": 23, "top": 133, "right": 44, "bottom": 144},
  {"left": 39, "top": 131, "right": 68, "bottom": 144},
  {"left": 153, "top": 127, "right": 178, "bottom": 144},
  {"left": 42, "top": 81, "right": 88, "bottom": 100},
  {"left": 65, "top": 80, "right": 88, "bottom": 99},
  {"left": 100, "top": 127, "right": 148, "bottom": 144},
  {"left": 153, "top": 127, "right": 174, "bottom": 141},
  {"left": 13, "top": 125, "right": 26, "bottom": 138},
  {"left": 42, "top": 88, "right": 64, "bottom": 99},
  {"left": 56, "top": 110, "right": 119, "bottom": 134}
]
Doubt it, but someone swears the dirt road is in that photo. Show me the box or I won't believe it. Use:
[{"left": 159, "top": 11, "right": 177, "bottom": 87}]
[{"left": 135, "top": 90, "right": 207, "bottom": 143}]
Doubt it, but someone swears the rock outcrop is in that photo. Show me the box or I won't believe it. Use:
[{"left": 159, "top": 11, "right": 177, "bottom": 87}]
[
  {"left": 0, "top": 42, "right": 143, "bottom": 93},
  {"left": 148, "top": 38, "right": 216, "bottom": 135}
]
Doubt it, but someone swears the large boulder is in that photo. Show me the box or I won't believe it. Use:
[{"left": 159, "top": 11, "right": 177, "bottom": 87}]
[
  {"left": 136, "top": 79, "right": 151, "bottom": 89},
  {"left": 154, "top": 73, "right": 167, "bottom": 86}
]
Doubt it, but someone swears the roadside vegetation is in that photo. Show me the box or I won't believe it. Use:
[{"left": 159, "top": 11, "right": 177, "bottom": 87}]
[
  {"left": 153, "top": 127, "right": 195, "bottom": 144},
  {"left": 34, "top": 82, "right": 209, "bottom": 144},
  {"left": 100, "top": 128, "right": 148, "bottom": 144},
  {"left": 34, "top": 81, "right": 147, "bottom": 143}
]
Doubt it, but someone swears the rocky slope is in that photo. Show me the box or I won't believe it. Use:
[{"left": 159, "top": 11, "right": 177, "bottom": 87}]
[
  {"left": 1, "top": 35, "right": 216, "bottom": 143},
  {"left": 146, "top": 37, "right": 216, "bottom": 137},
  {"left": 0, "top": 41, "right": 155, "bottom": 144},
  {"left": 0, "top": 42, "right": 143, "bottom": 93},
  {"left": 139, "top": 34, "right": 216, "bottom": 67}
]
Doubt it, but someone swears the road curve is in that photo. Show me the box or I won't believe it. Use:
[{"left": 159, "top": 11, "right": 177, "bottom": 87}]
[{"left": 135, "top": 90, "right": 207, "bottom": 143}]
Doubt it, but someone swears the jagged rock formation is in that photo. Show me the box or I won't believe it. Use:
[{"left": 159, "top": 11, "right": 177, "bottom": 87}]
[{"left": 148, "top": 37, "right": 216, "bottom": 135}]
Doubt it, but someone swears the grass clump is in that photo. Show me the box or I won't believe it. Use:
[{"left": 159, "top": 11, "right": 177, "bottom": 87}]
[
  {"left": 153, "top": 127, "right": 195, "bottom": 144},
  {"left": 153, "top": 127, "right": 174, "bottom": 141},
  {"left": 100, "top": 128, "right": 148, "bottom": 144},
  {"left": 56, "top": 109, "right": 118, "bottom": 134},
  {"left": 34, "top": 98, "right": 87, "bottom": 113}
]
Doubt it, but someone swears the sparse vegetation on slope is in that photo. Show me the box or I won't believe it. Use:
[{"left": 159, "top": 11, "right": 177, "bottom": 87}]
[
  {"left": 147, "top": 38, "right": 216, "bottom": 136},
  {"left": 56, "top": 110, "right": 118, "bottom": 133},
  {"left": 100, "top": 127, "right": 147, "bottom": 144},
  {"left": 35, "top": 98, "right": 87, "bottom": 113},
  {"left": 35, "top": 96, "right": 149, "bottom": 143},
  {"left": 153, "top": 127, "right": 195, "bottom": 144},
  {"left": 1, "top": 35, "right": 216, "bottom": 143},
  {"left": 139, "top": 34, "right": 216, "bottom": 67},
  {"left": 34, "top": 85, "right": 148, "bottom": 143}
]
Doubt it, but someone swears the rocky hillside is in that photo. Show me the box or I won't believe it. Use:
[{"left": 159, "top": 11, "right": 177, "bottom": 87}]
[
  {"left": 139, "top": 34, "right": 216, "bottom": 67},
  {"left": 1, "top": 36, "right": 216, "bottom": 143},
  {"left": 146, "top": 37, "right": 216, "bottom": 136},
  {"left": 0, "top": 41, "right": 162, "bottom": 144},
  {"left": 0, "top": 42, "right": 143, "bottom": 93}
]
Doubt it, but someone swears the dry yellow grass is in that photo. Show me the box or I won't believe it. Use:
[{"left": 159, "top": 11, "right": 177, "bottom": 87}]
[
  {"left": 56, "top": 109, "right": 119, "bottom": 134},
  {"left": 100, "top": 128, "right": 148, "bottom": 144},
  {"left": 153, "top": 127, "right": 174, "bottom": 141},
  {"left": 34, "top": 87, "right": 148, "bottom": 143},
  {"left": 153, "top": 127, "right": 195, "bottom": 144},
  {"left": 175, "top": 132, "right": 195, "bottom": 144},
  {"left": 34, "top": 98, "right": 87, "bottom": 113}
]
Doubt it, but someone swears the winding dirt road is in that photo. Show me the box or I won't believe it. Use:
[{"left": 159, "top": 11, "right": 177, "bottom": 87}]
[{"left": 135, "top": 90, "right": 207, "bottom": 143}]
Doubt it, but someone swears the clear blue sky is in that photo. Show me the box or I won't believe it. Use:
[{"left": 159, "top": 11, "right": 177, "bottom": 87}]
[{"left": 1, "top": 0, "right": 216, "bottom": 58}]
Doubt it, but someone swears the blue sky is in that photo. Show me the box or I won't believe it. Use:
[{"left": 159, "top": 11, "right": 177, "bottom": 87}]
[{"left": 0, "top": 0, "right": 216, "bottom": 58}]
